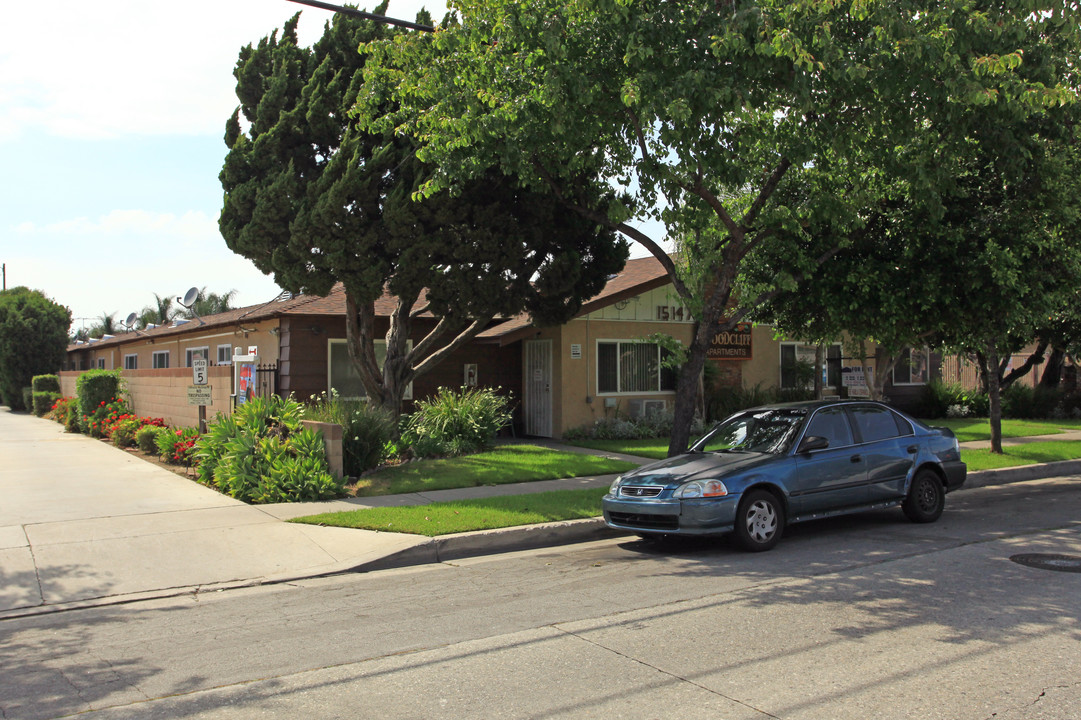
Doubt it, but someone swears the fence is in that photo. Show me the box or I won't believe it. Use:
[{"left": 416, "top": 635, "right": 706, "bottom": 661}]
[{"left": 59, "top": 363, "right": 280, "bottom": 429}]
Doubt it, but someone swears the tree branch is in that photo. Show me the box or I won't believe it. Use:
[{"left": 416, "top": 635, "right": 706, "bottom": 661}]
[
  {"left": 411, "top": 315, "right": 493, "bottom": 378},
  {"left": 741, "top": 157, "right": 792, "bottom": 229}
]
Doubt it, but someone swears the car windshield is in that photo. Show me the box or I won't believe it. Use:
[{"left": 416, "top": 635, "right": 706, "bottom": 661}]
[{"left": 692, "top": 409, "right": 806, "bottom": 455}]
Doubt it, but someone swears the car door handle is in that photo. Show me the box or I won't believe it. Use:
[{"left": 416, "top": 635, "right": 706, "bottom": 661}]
[
  {"left": 907, "top": 445, "right": 918, "bottom": 454},
  {"left": 850, "top": 455, "right": 861, "bottom": 463}
]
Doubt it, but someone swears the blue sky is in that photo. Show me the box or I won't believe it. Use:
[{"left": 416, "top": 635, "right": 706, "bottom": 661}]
[
  {"left": 0, "top": 0, "right": 445, "bottom": 332},
  {"left": 1, "top": 0, "right": 661, "bottom": 334}
]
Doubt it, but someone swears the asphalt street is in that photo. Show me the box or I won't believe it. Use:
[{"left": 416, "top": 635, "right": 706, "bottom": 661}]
[{"left": 2, "top": 475, "right": 1079, "bottom": 719}]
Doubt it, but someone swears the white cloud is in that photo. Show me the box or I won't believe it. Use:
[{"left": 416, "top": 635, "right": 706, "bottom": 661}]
[{"left": 0, "top": 0, "right": 445, "bottom": 141}]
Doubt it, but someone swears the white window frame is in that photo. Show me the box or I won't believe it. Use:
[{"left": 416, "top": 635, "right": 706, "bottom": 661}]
[
  {"left": 217, "top": 343, "right": 233, "bottom": 366},
  {"left": 893, "top": 347, "right": 930, "bottom": 386},
  {"left": 595, "top": 339, "right": 677, "bottom": 396},
  {"left": 152, "top": 350, "right": 170, "bottom": 369},
  {"left": 123, "top": 354, "right": 138, "bottom": 370},
  {"left": 328, "top": 339, "right": 412, "bottom": 400},
  {"left": 185, "top": 346, "right": 209, "bottom": 368}
]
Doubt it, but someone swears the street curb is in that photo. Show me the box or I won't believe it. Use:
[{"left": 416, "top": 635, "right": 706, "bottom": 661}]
[
  {"left": 351, "top": 517, "right": 630, "bottom": 572},
  {"left": 962, "top": 459, "right": 1081, "bottom": 489}
]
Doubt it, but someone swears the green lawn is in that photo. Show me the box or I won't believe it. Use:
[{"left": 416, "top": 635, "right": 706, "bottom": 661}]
[
  {"left": 962, "top": 440, "right": 1081, "bottom": 471},
  {"left": 351, "top": 444, "right": 636, "bottom": 497},
  {"left": 564, "top": 438, "right": 671, "bottom": 460},
  {"left": 292, "top": 487, "right": 609, "bottom": 536},
  {"left": 921, "top": 418, "right": 1081, "bottom": 442}
]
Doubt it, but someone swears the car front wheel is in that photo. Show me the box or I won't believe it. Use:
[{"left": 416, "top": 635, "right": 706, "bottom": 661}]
[
  {"left": 734, "top": 489, "right": 784, "bottom": 552},
  {"left": 902, "top": 470, "right": 945, "bottom": 523}
]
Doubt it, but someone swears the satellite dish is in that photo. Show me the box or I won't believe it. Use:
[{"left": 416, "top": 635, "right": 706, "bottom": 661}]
[
  {"left": 179, "top": 287, "right": 199, "bottom": 308},
  {"left": 124, "top": 312, "right": 138, "bottom": 328}
]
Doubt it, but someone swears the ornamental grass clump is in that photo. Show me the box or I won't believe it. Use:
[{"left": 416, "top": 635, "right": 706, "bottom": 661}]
[
  {"left": 303, "top": 391, "right": 395, "bottom": 475},
  {"left": 401, "top": 386, "right": 513, "bottom": 459},
  {"left": 195, "top": 395, "right": 343, "bottom": 503}
]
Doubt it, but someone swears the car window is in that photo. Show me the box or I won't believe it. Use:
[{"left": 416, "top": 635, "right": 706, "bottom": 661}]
[
  {"left": 696, "top": 410, "right": 805, "bottom": 454},
  {"left": 851, "top": 406, "right": 902, "bottom": 443},
  {"left": 805, "top": 407, "right": 854, "bottom": 448}
]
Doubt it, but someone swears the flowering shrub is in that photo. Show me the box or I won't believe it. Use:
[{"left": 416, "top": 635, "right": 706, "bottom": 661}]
[
  {"left": 52, "top": 396, "right": 76, "bottom": 426},
  {"left": 84, "top": 397, "right": 132, "bottom": 438},
  {"left": 156, "top": 426, "right": 200, "bottom": 466}
]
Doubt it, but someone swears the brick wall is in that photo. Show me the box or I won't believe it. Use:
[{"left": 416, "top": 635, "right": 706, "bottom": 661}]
[{"left": 60, "top": 366, "right": 234, "bottom": 428}]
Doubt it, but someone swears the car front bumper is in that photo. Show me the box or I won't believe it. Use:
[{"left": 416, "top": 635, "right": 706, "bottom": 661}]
[{"left": 602, "top": 494, "right": 740, "bottom": 536}]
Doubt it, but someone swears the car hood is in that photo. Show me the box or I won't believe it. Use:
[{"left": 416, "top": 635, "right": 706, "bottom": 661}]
[{"left": 618, "top": 451, "right": 774, "bottom": 487}]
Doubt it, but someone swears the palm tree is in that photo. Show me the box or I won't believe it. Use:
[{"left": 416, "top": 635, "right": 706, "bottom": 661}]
[
  {"left": 182, "top": 288, "right": 237, "bottom": 319},
  {"left": 136, "top": 293, "right": 178, "bottom": 328},
  {"left": 87, "top": 312, "right": 116, "bottom": 339}
]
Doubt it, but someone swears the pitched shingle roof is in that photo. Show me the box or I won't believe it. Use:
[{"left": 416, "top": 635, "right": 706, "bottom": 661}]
[{"left": 68, "top": 256, "right": 672, "bottom": 351}]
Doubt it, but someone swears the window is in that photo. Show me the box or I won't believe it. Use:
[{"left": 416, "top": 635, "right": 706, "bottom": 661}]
[
  {"left": 850, "top": 405, "right": 907, "bottom": 443},
  {"left": 781, "top": 343, "right": 842, "bottom": 390},
  {"left": 893, "top": 347, "right": 929, "bottom": 385},
  {"left": 96, "top": 358, "right": 105, "bottom": 369},
  {"left": 152, "top": 351, "right": 170, "bottom": 369},
  {"left": 805, "top": 407, "right": 854, "bottom": 449},
  {"left": 123, "top": 354, "right": 137, "bottom": 370},
  {"left": 217, "top": 344, "right": 233, "bottom": 365},
  {"left": 185, "top": 347, "right": 209, "bottom": 367},
  {"left": 597, "top": 341, "right": 677, "bottom": 394},
  {"left": 328, "top": 340, "right": 412, "bottom": 400}
]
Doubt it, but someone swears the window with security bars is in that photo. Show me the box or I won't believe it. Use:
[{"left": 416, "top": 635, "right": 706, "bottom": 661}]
[{"left": 597, "top": 341, "right": 677, "bottom": 394}]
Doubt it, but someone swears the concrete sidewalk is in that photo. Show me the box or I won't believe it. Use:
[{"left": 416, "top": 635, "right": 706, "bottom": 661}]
[
  {"left": 3, "top": 407, "right": 1081, "bottom": 617},
  {"left": 0, "top": 410, "right": 431, "bottom": 616}
]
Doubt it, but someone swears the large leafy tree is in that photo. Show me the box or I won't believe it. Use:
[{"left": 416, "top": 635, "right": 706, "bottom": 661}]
[
  {"left": 220, "top": 8, "right": 625, "bottom": 418},
  {"left": 367, "top": 0, "right": 1078, "bottom": 453},
  {"left": 0, "top": 288, "right": 71, "bottom": 410},
  {"left": 751, "top": 22, "right": 1081, "bottom": 452}
]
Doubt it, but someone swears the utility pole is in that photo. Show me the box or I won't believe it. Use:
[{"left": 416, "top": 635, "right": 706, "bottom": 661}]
[{"left": 2, "top": 263, "right": 5, "bottom": 291}]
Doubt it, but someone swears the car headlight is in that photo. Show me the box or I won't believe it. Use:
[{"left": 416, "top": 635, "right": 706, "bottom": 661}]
[
  {"left": 674, "top": 479, "right": 728, "bottom": 499},
  {"left": 609, "top": 476, "right": 623, "bottom": 494}
]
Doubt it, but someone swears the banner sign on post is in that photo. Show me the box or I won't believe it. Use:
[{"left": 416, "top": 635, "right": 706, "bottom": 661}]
[
  {"left": 842, "top": 366, "right": 873, "bottom": 397},
  {"left": 233, "top": 346, "right": 257, "bottom": 407}
]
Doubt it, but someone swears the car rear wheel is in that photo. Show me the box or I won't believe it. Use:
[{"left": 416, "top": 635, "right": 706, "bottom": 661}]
[
  {"left": 902, "top": 469, "right": 945, "bottom": 523},
  {"left": 734, "top": 489, "right": 784, "bottom": 552}
]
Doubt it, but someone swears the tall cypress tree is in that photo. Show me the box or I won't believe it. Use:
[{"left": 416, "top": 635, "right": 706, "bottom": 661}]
[{"left": 220, "top": 8, "right": 626, "bottom": 418}]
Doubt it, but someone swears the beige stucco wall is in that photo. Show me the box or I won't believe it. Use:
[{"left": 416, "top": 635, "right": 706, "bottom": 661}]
[{"left": 551, "top": 309, "right": 696, "bottom": 436}]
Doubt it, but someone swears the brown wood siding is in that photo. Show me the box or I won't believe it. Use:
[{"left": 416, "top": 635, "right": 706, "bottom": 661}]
[{"left": 279, "top": 316, "right": 522, "bottom": 419}]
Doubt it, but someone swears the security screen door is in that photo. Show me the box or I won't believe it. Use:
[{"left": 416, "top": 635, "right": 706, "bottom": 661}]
[{"left": 524, "top": 340, "right": 552, "bottom": 437}]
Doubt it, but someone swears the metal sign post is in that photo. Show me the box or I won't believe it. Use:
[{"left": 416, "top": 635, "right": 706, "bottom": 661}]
[{"left": 191, "top": 358, "right": 209, "bottom": 432}]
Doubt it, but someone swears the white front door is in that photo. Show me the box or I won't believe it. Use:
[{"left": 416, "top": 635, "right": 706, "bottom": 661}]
[{"left": 524, "top": 340, "right": 552, "bottom": 437}]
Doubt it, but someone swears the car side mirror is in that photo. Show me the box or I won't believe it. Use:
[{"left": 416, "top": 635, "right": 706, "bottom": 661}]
[{"left": 797, "top": 435, "right": 829, "bottom": 454}]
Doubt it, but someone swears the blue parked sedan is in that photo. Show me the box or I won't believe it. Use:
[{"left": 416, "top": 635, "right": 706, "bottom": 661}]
[{"left": 603, "top": 400, "right": 966, "bottom": 551}]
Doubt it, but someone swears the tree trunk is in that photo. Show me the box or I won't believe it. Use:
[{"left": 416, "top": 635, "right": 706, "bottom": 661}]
[
  {"left": 670, "top": 344, "right": 708, "bottom": 457},
  {"left": 984, "top": 342, "right": 1004, "bottom": 454},
  {"left": 814, "top": 344, "right": 825, "bottom": 400}
]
